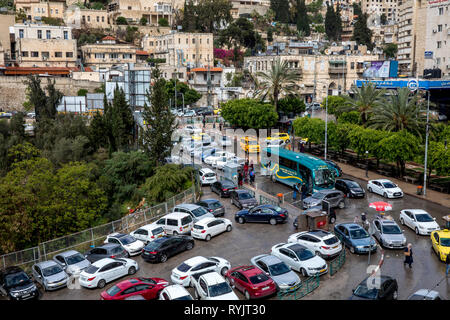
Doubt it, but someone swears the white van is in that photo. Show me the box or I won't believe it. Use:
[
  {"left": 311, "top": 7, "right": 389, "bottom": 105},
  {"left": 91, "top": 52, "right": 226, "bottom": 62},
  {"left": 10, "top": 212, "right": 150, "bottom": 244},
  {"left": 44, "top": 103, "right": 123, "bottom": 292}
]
[
  {"left": 130, "top": 224, "right": 166, "bottom": 244},
  {"left": 153, "top": 212, "right": 194, "bottom": 235}
]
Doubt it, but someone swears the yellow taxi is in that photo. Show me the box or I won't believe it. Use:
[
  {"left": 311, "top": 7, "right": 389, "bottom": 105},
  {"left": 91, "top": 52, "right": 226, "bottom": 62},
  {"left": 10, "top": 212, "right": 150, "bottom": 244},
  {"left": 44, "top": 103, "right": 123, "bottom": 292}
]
[
  {"left": 266, "top": 132, "right": 291, "bottom": 143},
  {"left": 213, "top": 108, "right": 221, "bottom": 115},
  {"left": 240, "top": 137, "right": 260, "bottom": 153},
  {"left": 430, "top": 229, "right": 450, "bottom": 262}
]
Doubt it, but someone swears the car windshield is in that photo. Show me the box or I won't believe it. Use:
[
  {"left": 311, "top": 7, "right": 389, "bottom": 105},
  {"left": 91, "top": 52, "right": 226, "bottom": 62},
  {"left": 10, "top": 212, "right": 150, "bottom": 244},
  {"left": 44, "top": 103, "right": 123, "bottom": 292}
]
[
  {"left": 293, "top": 248, "right": 315, "bottom": 261},
  {"left": 193, "top": 225, "right": 204, "bottom": 230},
  {"left": 192, "top": 207, "right": 208, "bottom": 217},
  {"left": 239, "top": 192, "right": 253, "bottom": 200},
  {"left": 441, "top": 238, "right": 450, "bottom": 247},
  {"left": 382, "top": 182, "right": 397, "bottom": 188},
  {"left": 249, "top": 273, "right": 270, "bottom": 284},
  {"left": 209, "top": 202, "right": 222, "bottom": 209},
  {"left": 177, "top": 263, "right": 191, "bottom": 272},
  {"left": 144, "top": 240, "right": 162, "bottom": 251},
  {"left": 324, "top": 236, "right": 339, "bottom": 245},
  {"left": 151, "top": 227, "right": 164, "bottom": 235},
  {"left": 5, "top": 273, "right": 31, "bottom": 288},
  {"left": 312, "top": 193, "right": 325, "bottom": 199},
  {"left": 66, "top": 253, "right": 85, "bottom": 265},
  {"left": 350, "top": 229, "right": 369, "bottom": 239},
  {"left": 382, "top": 225, "right": 402, "bottom": 234},
  {"left": 314, "top": 169, "right": 334, "bottom": 188},
  {"left": 204, "top": 172, "right": 216, "bottom": 178},
  {"left": 272, "top": 206, "right": 285, "bottom": 213},
  {"left": 209, "top": 282, "right": 232, "bottom": 297},
  {"left": 348, "top": 181, "right": 360, "bottom": 188},
  {"left": 222, "top": 182, "right": 235, "bottom": 189},
  {"left": 106, "top": 285, "right": 121, "bottom": 296},
  {"left": 173, "top": 295, "right": 193, "bottom": 300},
  {"left": 84, "top": 266, "right": 99, "bottom": 274},
  {"left": 42, "top": 265, "right": 64, "bottom": 277},
  {"left": 248, "top": 140, "right": 258, "bottom": 145},
  {"left": 415, "top": 214, "right": 434, "bottom": 222},
  {"left": 268, "top": 262, "right": 290, "bottom": 276},
  {"left": 353, "top": 283, "right": 378, "bottom": 299},
  {"left": 119, "top": 235, "right": 137, "bottom": 245}
]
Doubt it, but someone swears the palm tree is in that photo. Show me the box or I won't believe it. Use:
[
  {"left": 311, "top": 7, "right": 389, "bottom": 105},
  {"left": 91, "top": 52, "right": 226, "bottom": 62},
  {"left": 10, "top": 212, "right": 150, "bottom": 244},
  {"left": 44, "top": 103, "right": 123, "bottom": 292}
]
[
  {"left": 343, "top": 83, "right": 384, "bottom": 124},
  {"left": 368, "top": 88, "right": 428, "bottom": 139},
  {"left": 256, "top": 58, "right": 302, "bottom": 112}
]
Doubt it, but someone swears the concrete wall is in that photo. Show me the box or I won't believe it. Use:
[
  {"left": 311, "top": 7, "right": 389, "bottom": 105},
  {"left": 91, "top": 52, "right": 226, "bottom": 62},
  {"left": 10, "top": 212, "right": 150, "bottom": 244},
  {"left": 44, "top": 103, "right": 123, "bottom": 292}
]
[{"left": 0, "top": 76, "right": 101, "bottom": 111}]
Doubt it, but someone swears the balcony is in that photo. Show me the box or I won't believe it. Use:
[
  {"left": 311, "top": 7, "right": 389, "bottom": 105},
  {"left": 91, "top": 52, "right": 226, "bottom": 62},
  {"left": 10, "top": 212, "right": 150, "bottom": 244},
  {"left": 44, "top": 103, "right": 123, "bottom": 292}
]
[{"left": 328, "top": 63, "right": 347, "bottom": 74}]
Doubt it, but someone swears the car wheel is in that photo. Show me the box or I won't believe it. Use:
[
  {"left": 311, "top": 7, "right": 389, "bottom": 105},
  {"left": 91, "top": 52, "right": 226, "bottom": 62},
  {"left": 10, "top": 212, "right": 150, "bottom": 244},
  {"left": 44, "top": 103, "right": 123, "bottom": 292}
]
[
  {"left": 269, "top": 218, "right": 277, "bottom": 225},
  {"left": 400, "top": 218, "right": 405, "bottom": 225},
  {"left": 205, "top": 234, "right": 212, "bottom": 241},
  {"left": 221, "top": 267, "right": 229, "bottom": 276},
  {"left": 393, "top": 290, "right": 398, "bottom": 300},
  {"left": 238, "top": 217, "right": 245, "bottom": 224},
  {"left": 97, "top": 279, "right": 106, "bottom": 289},
  {"left": 415, "top": 227, "right": 419, "bottom": 235},
  {"left": 226, "top": 225, "right": 232, "bottom": 232},
  {"left": 300, "top": 268, "right": 308, "bottom": 277},
  {"left": 338, "top": 201, "right": 345, "bottom": 209},
  {"left": 315, "top": 251, "right": 324, "bottom": 259},
  {"left": 244, "top": 290, "right": 251, "bottom": 300},
  {"left": 383, "top": 192, "right": 388, "bottom": 198},
  {"left": 160, "top": 254, "right": 168, "bottom": 263},
  {"left": 186, "top": 242, "right": 194, "bottom": 250},
  {"left": 350, "top": 246, "right": 355, "bottom": 254},
  {"left": 368, "top": 187, "right": 372, "bottom": 193},
  {"left": 173, "top": 231, "right": 179, "bottom": 235},
  {"left": 128, "top": 266, "right": 136, "bottom": 275}
]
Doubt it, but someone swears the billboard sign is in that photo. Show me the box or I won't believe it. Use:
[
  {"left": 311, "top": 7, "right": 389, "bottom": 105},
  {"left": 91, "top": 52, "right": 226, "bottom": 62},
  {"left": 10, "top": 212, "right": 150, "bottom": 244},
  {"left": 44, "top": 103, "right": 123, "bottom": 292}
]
[{"left": 362, "top": 61, "right": 398, "bottom": 78}]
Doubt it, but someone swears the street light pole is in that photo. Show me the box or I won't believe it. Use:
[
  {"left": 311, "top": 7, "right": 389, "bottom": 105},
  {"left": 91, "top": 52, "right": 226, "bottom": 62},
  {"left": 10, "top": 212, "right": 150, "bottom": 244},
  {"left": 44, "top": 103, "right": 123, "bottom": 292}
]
[
  {"left": 324, "top": 90, "right": 328, "bottom": 161},
  {"left": 423, "top": 90, "right": 430, "bottom": 196}
]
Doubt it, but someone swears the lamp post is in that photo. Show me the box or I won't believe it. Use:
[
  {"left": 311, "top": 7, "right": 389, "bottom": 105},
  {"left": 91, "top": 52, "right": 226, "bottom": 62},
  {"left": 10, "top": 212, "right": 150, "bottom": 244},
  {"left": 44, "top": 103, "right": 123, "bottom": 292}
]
[
  {"left": 324, "top": 84, "right": 330, "bottom": 161},
  {"left": 423, "top": 90, "right": 430, "bottom": 196},
  {"left": 365, "top": 150, "right": 369, "bottom": 178},
  {"left": 177, "top": 92, "right": 185, "bottom": 113}
]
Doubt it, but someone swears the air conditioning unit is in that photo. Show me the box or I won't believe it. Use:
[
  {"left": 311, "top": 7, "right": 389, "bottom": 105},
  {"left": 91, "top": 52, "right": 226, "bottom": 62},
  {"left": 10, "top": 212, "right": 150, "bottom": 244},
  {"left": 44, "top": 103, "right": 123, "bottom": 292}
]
[{"left": 432, "top": 28, "right": 437, "bottom": 33}]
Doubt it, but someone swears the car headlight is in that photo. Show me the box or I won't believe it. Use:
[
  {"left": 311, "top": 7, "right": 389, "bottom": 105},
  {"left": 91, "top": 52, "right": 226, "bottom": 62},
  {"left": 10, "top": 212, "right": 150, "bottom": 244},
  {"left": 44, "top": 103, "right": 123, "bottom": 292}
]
[
  {"left": 11, "top": 291, "right": 21, "bottom": 297},
  {"left": 356, "top": 246, "right": 364, "bottom": 249},
  {"left": 418, "top": 225, "right": 425, "bottom": 229}
]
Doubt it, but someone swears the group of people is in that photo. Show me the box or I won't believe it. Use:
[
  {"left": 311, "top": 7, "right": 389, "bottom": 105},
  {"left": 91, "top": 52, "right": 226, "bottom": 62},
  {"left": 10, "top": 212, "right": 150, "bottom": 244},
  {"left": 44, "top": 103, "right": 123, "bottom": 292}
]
[
  {"left": 292, "top": 182, "right": 308, "bottom": 203},
  {"left": 238, "top": 160, "right": 255, "bottom": 187}
]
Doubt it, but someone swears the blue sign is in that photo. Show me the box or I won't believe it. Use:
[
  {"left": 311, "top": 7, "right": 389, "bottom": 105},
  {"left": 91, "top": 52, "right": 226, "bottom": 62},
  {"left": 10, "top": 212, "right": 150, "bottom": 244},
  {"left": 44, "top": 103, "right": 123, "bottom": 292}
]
[
  {"left": 355, "top": 79, "right": 450, "bottom": 90},
  {"left": 425, "top": 51, "right": 433, "bottom": 59},
  {"left": 407, "top": 79, "right": 419, "bottom": 91}
]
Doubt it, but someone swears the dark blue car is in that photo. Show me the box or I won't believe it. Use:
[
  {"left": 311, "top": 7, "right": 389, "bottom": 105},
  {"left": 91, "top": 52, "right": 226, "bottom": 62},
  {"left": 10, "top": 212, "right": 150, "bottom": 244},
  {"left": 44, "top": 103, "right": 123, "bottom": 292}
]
[
  {"left": 235, "top": 204, "right": 288, "bottom": 225},
  {"left": 334, "top": 223, "right": 377, "bottom": 254}
]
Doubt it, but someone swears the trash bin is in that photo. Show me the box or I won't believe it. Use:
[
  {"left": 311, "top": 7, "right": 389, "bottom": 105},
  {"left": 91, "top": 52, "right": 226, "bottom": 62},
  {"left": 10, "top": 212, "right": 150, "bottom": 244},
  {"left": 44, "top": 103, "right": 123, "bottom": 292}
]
[
  {"left": 416, "top": 186, "right": 423, "bottom": 195},
  {"left": 277, "top": 193, "right": 284, "bottom": 205}
]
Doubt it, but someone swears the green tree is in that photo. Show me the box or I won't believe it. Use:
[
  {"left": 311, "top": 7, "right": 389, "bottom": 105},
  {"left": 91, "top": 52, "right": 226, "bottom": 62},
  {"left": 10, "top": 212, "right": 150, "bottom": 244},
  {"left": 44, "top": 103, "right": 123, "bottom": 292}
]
[
  {"left": 321, "top": 95, "right": 346, "bottom": 118},
  {"left": 383, "top": 43, "right": 398, "bottom": 59},
  {"left": 158, "top": 18, "right": 169, "bottom": 27},
  {"left": 106, "top": 87, "right": 135, "bottom": 151},
  {"left": 427, "top": 141, "right": 450, "bottom": 176},
  {"left": 165, "top": 79, "right": 202, "bottom": 109},
  {"left": 325, "top": 4, "right": 341, "bottom": 41},
  {"left": 218, "top": 17, "right": 264, "bottom": 50},
  {"left": 116, "top": 16, "right": 128, "bottom": 25},
  {"left": 182, "top": 0, "right": 197, "bottom": 32},
  {"left": 140, "top": 16, "right": 148, "bottom": 25},
  {"left": 192, "top": 0, "right": 233, "bottom": 33},
  {"left": 277, "top": 96, "right": 306, "bottom": 115},
  {"left": 270, "top": 0, "right": 290, "bottom": 23},
  {"left": 221, "top": 98, "right": 278, "bottom": 129},
  {"left": 9, "top": 112, "right": 26, "bottom": 142},
  {"left": 338, "top": 111, "right": 360, "bottom": 124},
  {"left": 77, "top": 88, "right": 88, "bottom": 96},
  {"left": 352, "top": 11, "right": 373, "bottom": 50},
  {"left": 296, "top": 0, "right": 310, "bottom": 36},
  {"left": 343, "top": 83, "right": 384, "bottom": 124},
  {"left": 267, "top": 28, "right": 274, "bottom": 43}
]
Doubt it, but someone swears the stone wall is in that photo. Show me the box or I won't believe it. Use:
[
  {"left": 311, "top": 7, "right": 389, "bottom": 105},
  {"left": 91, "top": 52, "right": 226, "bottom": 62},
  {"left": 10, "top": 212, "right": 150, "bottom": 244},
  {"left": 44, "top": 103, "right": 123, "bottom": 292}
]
[{"left": 0, "top": 76, "right": 102, "bottom": 111}]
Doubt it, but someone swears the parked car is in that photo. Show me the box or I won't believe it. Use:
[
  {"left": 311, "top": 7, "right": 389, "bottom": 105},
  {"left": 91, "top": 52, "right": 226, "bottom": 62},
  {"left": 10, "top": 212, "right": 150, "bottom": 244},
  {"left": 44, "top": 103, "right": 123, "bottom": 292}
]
[
  {"left": 216, "top": 156, "right": 245, "bottom": 170},
  {"left": 141, "top": 235, "right": 195, "bottom": 263},
  {"left": 104, "top": 233, "right": 145, "bottom": 257},
  {"left": 349, "top": 275, "right": 398, "bottom": 300},
  {"left": 218, "top": 135, "right": 232, "bottom": 147},
  {"left": 191, "top": 271, "right": 239, "bottom": 300},
  {"left": 235, "top": 204, "right": 288, "bottom": 225},
  {"left": 210, "top": 179, "right": 238, "bottom": 197},
  {"left": 52, "top": 250, "right": 91, "bottom": 275},
  {"left": 302, "top": 189, "right": 345, "bottom": 210},
  {"left": 367, "top": 179, "right": 403, "bottom": 198},
  {"left": 84, "top": 243, "right": 128, "bottom": 263},
  {"left": 191, "top": 217, "right": 232, "bottom": 241},
  {"left": 100, "top": 277, "right": 169, "bottom": 300},
  {"left": 372, "top": 218, "right": 407, "bottom": 249},
  {"left": 270, "top": 243, "right": 328, "bottom": 277},
  {"left": 198, "top": 168, "right": 217, "bottom": 185},
  {"left": 197, "top": 107, "right": 214, "bottom": 116},
  {"left": 230, "top": 189, "right": 258, "bottom": 210},
  {"left": 334, "top": 223, "right": 377, "bottom": 254},
  {"left": 324, "top": 159, "right": 343, "bottom": 177},
  {"left": 265, "top": 132, "right": 290, "bottom": 143},
  {"left": 204, "top": 150, "right": 235, "bottom": 166},
  {"left": 130, "top": 224, "right": 166, "bottom": 244},
  {"left": 159, "top": 284, "right": 193, "bottom": 300},
  {"left": 193, "top": 147, "right": 217, "bottom": 162},
  {"left": 287, "top": 229, "right": 342, "bottom": 259},
  {"left": 183, "top": 110, "right": 196, "bottom": 117},
  {"left": 79, "top": 258, "right": 138, "bottom": 289},
  {"left": 266, "top": 139, "right": 286, "bottom": 148},
  {"left": 407, "top": 289, "right": 442, "bottom": 300},
  {"left": 196, "top": 199, "right": 225, "bottom": 217},
  {"left": 430, "top": 229, "right": 450, "bottom": 262},
  {"left": 32, "top": 261, "right": 69, "bottom": 291},
  {"left": 173, "top": 203, "right": 215, "bottom": 222},
  {"left": 250, "top": 254, "right": 301, "bottom": 293},
  {"left": 171, "top": 256, "right": 231, "bottom": 287},
  {"left": 26, "top": 112, "right": 36, "bottom": 119},
  {"left": 0, "top": 266, "right": 40, "bottom": 300},
  {"left": 153, "top": 212, "right": 194, "bottom": 235},
  {"left": 399, "top": 209, "right": 440, "bottom": 235},
  {"left": 224, "top": 265, "right": 277, "bottom": 300},
  {"left": 335, "top": 179, "right": 365, "bottom": 198},
  {"left": 184, "top": 125, "right": 202, "bottom": 135}
]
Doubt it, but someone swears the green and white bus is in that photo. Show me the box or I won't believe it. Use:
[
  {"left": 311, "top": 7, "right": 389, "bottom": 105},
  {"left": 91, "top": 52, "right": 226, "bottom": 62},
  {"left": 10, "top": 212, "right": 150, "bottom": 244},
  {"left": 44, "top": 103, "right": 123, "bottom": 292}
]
[{"left": 261, "top": 147, "right": 336, "bottom": 194}]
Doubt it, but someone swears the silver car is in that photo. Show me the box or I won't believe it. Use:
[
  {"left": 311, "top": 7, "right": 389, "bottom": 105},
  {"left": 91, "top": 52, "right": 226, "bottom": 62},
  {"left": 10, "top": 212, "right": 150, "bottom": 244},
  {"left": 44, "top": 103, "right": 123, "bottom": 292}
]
[
  {"left": 52, "top": 250, "right": 91, "bottom": 275},
  {"left": 32, "top": 261, "right": 69, "bottom": 291},
  {"left": 302, "top": 189, "right": 345, "bottom": 210},
  {"left": 250, "top": 254, "right": 301, "bottom": 293},
  {"left": 371, "top": 218, "right": 407, "bottom": 249}
]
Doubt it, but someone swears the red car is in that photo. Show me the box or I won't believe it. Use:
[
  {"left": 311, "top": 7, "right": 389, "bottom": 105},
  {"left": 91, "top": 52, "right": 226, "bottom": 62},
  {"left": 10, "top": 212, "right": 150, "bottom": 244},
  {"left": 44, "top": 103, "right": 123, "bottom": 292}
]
[
  {"left": 100, "top": 277, "right": 169, "bottom": 300},
  {"left": 225, "top": 265, "right": 277, "bottom": 299}
]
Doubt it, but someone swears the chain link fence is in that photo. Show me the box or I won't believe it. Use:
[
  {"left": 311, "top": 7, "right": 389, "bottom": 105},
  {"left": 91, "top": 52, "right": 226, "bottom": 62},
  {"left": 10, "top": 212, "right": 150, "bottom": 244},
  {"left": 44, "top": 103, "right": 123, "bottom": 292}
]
[{"left": 1, "top": 186, "right": 197, "bottom": 273}]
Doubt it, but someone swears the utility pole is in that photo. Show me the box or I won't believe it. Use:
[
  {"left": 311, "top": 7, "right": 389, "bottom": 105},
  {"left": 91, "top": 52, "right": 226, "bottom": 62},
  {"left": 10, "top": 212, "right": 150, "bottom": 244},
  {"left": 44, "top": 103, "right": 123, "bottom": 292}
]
[{"left": 423, "top": 90, "right": 430, "bottom": 196}]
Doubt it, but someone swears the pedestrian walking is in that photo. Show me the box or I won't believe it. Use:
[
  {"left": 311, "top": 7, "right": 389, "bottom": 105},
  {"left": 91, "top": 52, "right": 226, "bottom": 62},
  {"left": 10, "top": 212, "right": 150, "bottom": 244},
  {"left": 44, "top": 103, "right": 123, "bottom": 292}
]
[
  {"left": 238, "top": 171, "right": 243, "bottom": 187},
  {"left": 361, "top": 212, "right": 369, "bottom": 231},
  {"left": 446, "top": 253, "right": 450, "bottom": 278},
  {"left": 404, "top": 243, "right": 413, "bottom": 268},
  {"left": 202, "top": 115, "right": 206, "bottom": 128},
  {"left": 219, "top": 121, "right": 223, "bottom": 132},
  {"left": 300, "top": 142, "right": 305, "bottom": 153},
  {"left": 292, "top": 183, "right": 299, "bottom": 201},
  {"left": 244, "top": 162, "right": 249, "bottom": 177},
  {"left": 249, "top": 168, "right": 255, "bottom": 186}
]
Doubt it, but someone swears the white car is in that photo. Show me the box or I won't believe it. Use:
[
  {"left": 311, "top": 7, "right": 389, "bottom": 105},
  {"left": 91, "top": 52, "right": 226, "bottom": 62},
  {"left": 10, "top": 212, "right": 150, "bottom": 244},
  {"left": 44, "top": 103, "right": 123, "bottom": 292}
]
[
  {"left": 218, "top": 135, "right": 232, "bottom": 147},
  {"left": 204, "top": 150, "right": 235, "bottom": 166},
  {"left": 130, "top": 224, "right": 166, "bottom": 244},
  {"left": 104, "top": 233, "right": 145, "bottom": 257},
  {"left": 271, "top": 243, "right": 328, "bottom": 277},
  {"left": 183, "top": 110, "right": 196, "bottom": 117},
  {"left": 171, "top": 256, "right": 231, "bottom": 287},
  {"left": 184, "top": 125, "right": 202, "bottom": 135},
  {"left": 288, "top": 230, "right": 342, "bottom": 259},
  {"left": 191, "top": 217, "right": 232, "bottom": 241},
  {"left": 79, "top": 258, "right": 138, "bottom": 289},
  {"left": 199, "top": 168, "right": 217, "bottom": 185},
  {"left": 400, "top": 209, "right": 441, "bottom": 235},
  {"left": 367, "top": 179, "right": 403, "bottom": 198},
  {"left": 159, "top": 284, "right": 193, "bottom": 300},
  {"left": 192, "top": 271, "right": 239, "bottom": 300},
  {"left": 215, "top": 156, "right": 245, "bottom": 170},
  {"left": 265, "top": 139, "right": 286, "bottom": 148}
]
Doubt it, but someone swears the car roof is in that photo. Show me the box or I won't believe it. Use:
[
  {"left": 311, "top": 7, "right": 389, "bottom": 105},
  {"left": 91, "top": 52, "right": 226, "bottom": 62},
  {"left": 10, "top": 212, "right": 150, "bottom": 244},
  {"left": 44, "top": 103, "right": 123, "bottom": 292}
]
[
  {"left": 234, "top": 265, "right": 262, "bottom": 276},
  {"left": 194, "top": 217, "right": 217, "bottom": 226},
  {"left": 184, "top": 256, "right": 209, "bottom": 266},
  {"left": 108, "top": 232, "right": 127, "bottom": 238},
  {"left": 164, "top": 284, "right": 189, "bottom": 296},
  {"left": 200, "top": 168, "right": 215, "bottom": 173},
  {"left": 372, "top": 179, "right": 392, "bottom": 183},
  {"left": 308, "top": 229, "right": 332, "bottom": 238},
  {"left": 1, "top": 266, "right": 25, "bottom": 275},
  {"left": 201, "top": 272, "right": 224, "bottom": 284},
  {"left": 337, "top": 178, "right": 356, "bottom": 183},
  {"left": 99, "top": 243, "right": 122, "bottom": 249},
  {"left": 59, "top": 250, "right": 81, "bottom": 257},
  {"left": 92, "top": 258, "right": 117, "bottom": 267},
  {"left": 404, "top": 209, "right": 428, "bottom": 215},
  {"left": 165, "top": 211, "right": 191, "bottom": 219},
  {"left": 258, "top": 254, "right": 281, "bottom": 265},
  {"left": 409, "top": 289, "right": 440, "bottom": 299},
  {"left": 235, "top": 189, "right": 250, "bottom": 194},
  {"left": 35, "top": 260, "right": 60, "bottom": 269},
  {"left": 175, "top": 203, "right": 200, "bottom": 210},
  {"left": 200, "top": 199, "right": 220, "bottom": 203},
  {"left": 286, "top": 243, "right": 307, "bottom": 251},
  {"left": 338, "top": 223, "right": 362, "bottom": 230},
  {"left": 138, "top": 224, "right": 164, "bottom": 231},
  {"left": 377, "top": 219, "right": 398, "bottom": 225}
]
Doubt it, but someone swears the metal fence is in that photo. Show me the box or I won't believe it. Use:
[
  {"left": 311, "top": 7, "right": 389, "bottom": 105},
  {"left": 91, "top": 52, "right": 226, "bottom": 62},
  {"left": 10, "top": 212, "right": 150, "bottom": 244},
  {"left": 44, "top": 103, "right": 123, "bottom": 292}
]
[
  {"left": 329, "top": 246, "right": 346, "bottom": 276},
  {"left": 278, "top": 274, "right": 320, "bottom": 300},
  {"left": 0, "top": 186, "right": 197, "bottom": 273}
]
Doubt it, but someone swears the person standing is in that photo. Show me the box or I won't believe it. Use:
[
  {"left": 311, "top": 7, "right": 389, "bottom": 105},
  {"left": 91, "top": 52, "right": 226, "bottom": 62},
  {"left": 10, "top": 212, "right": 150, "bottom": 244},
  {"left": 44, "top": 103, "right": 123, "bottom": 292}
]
[
  {"left": 300, "top": 142, "right": 305, "bottom": 153},
  {"left": 404, "top": 243, "right": 413, "bottom": 268},
  {"left": 202, "top": 115, "right": 206, "bottom": 128},
  {"left": 301, "top": 182, "right": 308, "bottom": 202},
  {"left": 249, "top": 168, "right": 255, "bottom": 186},
  {"left": 446, "top": 253, "right": 450, "bottom": 278},
  {"left": 238, "top": 170, "right": 243, "bottom": 187},
  {"left": 292, "top": 183, "right": 298, "bottom": 202}
]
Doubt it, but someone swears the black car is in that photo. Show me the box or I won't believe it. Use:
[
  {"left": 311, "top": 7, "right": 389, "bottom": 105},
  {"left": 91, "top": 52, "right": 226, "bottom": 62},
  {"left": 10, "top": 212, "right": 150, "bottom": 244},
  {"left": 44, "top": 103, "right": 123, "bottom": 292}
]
[
  {"left": 210, "top": 180, "right": 238, "bottom": 197},
  {"left": 324, "top": 160, "right": 343, "bottom": 177},
  {"left": 349, "top": 275, "right": 398, "bottom": 300},
  {"left": 84, "top": 243, "right": 128, "bottom": 263},
  {"left": 230, "top": 189, "right": 258, "bottom": 210},
  {"left": 0, "top": 266, "right": 40, "bottom": 300},
  {"left": 141, "top": 235, "right": 195, "bottom": 263},
  {"left": 235, "top": 204, "right": 289, "bottom": 225},
  {"left": 196, "top": 199, "right": 225, "bottom": 217},
  {"left": 196, "top": 107, "right": 214, "bottom": 116},
  {"left": 335, "top": 179, "right": 365, "bottom": 198}
]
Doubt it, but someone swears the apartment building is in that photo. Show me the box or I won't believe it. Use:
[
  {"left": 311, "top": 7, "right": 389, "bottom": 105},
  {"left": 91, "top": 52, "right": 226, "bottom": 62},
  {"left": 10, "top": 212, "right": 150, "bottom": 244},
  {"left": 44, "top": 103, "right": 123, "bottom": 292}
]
[
  {"left": 0, "top": 14, "right": 15, "bottom": 65},
  {"left": 15, "top": 0, "right": 65, "bottom": 22},
  {"left": 244, "top": 53, "right": 379, "bottom": 102},
  {"left": 79, "top": 9, "right": 111, "bottom": 29},
  {"left": 81, "top": 36, "right": 138, "bottom": 69},
  {"left": 107, "top": 0, "right": 174, "bottom": 26},
  {"left": 11, "top": 23, "right": 77, "bottom": 67},
  {"left": 230, "top": 0, "right": 270, "bottom": 19},
  {"left": 362, "top": 0, "right": 399, "bottom": 23}
]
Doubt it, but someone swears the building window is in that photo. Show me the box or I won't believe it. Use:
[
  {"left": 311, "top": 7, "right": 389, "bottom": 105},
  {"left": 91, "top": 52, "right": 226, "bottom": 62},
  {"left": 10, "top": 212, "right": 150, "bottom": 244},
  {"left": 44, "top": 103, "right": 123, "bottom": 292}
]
[
  {"left": 87, "top": 16, "right": 90, "bottom": 22},
  {"left": 31, "top": 51, "right": 39, "bottom": 57},
  {"left": 128, "top": 6, "right": 131, "bottom": 10},
  {"left": 19, "top": 29, "right": 24, "bottom": 38},
  {"left": 123, "top": 53, "right": 132, "bottom": 59},
  {"left": 437, "top": 41, "right": 442, "bottom": 48},
  {"left": 46, "top": 30, "right": 51, "bottom": 39},
  {"left": 55, "top": 52, "right": 62, "bottom": 57},
  {"left": 436, "top": 57, "right": 441, "bottom": 65},
  {"left": 192, "top": 38, "right": 195, "bottom": 44},
  {"left": 102, "top": 16, "right": 104, "bottom": 22},
  {"left": 193, "top": 54, "right": 195, "bottom": 59},
  {"left": 186, "top": 38, "right": 188, "bottom": 44},
  {"left": 55, "top": 9, "right": 58, "bottom": 14},
  {"left": 21, "top": 51, "right": 28, "bottom": 57},
  {"left": 50, "top": 9, "right": 53, "bottom": 14},
  {"left": 63, "top": 31, "right": 68, "bottom": 40},
  {"left": 438, "top": 25, "right": 442, "bottom": 32},
  {"left": 110, "top": 53, "right": 118, "bottom": 59},
  {"left": 37, "top": 30, "right": 42, "bottom": 39},
  {"left": 66, "top": 52, "right": 73, "bottom": 58},
  {"left": 207, "top": 38, "right": 209, "bottom": 44},
  {"left": 97, "top": 16, "right": 99, "bottom": 22},
  {"left": 178, "top": 38, "right": 180, "bottom": 44},
  {"left": 439, "top": 7, "right": 443, "bottom": 15},
  {"left": 95, "top": 53, "right": 105, "bottom": 59}
]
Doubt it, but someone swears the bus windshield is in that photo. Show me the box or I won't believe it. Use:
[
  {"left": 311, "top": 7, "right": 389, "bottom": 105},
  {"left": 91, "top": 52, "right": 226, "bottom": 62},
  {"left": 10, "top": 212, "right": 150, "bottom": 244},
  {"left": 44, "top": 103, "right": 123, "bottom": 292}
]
[{"left": 314, "top": 169, "right": 334, "bottom": 188}]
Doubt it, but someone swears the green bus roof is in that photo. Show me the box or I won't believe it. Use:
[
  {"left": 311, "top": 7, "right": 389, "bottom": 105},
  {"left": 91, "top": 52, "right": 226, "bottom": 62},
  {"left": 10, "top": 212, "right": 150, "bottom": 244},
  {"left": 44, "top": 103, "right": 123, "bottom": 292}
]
[{"left": 264, "top": 147, "right": 329, "bottom": 169}]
